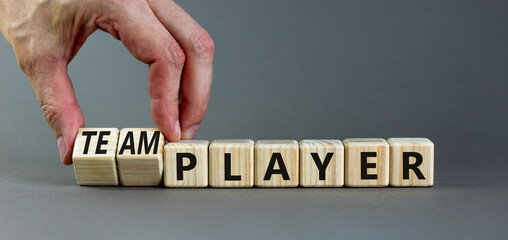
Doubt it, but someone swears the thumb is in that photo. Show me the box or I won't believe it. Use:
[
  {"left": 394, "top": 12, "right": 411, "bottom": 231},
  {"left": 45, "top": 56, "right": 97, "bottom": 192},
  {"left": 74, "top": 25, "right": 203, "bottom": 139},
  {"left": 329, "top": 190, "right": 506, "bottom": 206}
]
[{"left": 26, "top": 61, "right": 85, "bottom": 165}]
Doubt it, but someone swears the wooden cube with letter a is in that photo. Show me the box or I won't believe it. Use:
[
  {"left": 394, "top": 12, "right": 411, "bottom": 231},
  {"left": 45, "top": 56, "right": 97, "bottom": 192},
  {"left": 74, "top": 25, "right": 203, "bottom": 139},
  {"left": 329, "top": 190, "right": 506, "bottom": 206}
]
[
  {"left": 388, "top": 138, "right": 434, "bottom": 187},
  {"left": 343, "top": 138, "right": 389, "bottom": 187},
  {"left": 255, "top": 140, "right": 299, "bottom": 187},
  {"left": 164, "top": 140, "right": 209, "bottom": 187},
  {"left": 116, "top": 128, "right": 164, "bottom": 186},
  {"left": 73, "top": 128, "right": 120, "bottom": 186},
  {"left": 299, "top": 140, "right": 344, "bottom": 187},
  {"left": 209, "top": 139, "right": 254, "bottom": 187}
]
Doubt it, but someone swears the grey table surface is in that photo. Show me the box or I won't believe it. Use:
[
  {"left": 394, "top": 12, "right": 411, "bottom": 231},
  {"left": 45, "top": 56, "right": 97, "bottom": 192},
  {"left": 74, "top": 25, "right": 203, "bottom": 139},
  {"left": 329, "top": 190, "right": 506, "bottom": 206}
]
[{"left": 1, "top": 0, "right": 507, "bottom": 239}]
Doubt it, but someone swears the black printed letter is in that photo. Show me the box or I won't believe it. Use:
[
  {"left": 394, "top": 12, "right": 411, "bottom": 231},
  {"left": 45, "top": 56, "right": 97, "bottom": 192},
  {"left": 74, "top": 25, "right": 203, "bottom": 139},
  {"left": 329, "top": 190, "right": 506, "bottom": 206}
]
[
  {"left": 311, "top": 152, "right": 334, "bottom": 180},
  {"left": 177, "top": 153, "right": 197, "bottom": 180},
  {"left": 361, "top": 152, "right": 377, "bottom": 180},
  {"left": 264, "top": 153, "right": 290, "bottom": 181},
  {"left": 403, "top": 152, "right": 425, "bottom": 180}
]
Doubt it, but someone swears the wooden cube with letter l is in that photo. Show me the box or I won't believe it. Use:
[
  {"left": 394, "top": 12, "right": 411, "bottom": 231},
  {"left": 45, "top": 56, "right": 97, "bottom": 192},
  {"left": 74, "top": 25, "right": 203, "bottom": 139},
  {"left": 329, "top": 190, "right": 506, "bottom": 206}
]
[
  {"left": 255, "top": 140, "right": 299, "bottom": 187},
  {"left": 388, "top": 138, "right": 434, "bottom": 187},
  {"left": 209, "top": 139, "right": 254, "bottom": 187},
  {"left": 343, "top": 138, "right": 389, "bottom": 187},
  {"left": 73, "top": 128, "right": 120, "bottom": 186},
  {"left": 116, "top": 128, "right": 165, "bottom": 186},
  {"left": 164, "top": 140, "right": 209, "bottom": 187},
  {"left": 299, "top": 140, "right": 344, "bottom": 187}
]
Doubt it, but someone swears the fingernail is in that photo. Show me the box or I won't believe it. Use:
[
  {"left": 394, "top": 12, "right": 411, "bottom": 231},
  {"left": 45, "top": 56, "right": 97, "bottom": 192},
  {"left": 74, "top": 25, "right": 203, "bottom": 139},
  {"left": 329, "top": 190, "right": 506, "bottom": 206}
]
[
  {"left": 182, "top": 124, "right": 200, "bottom": 140},
  {"left": 57, "top": 136, "right": 67, "bottom": 163},
  {"left": 175, "top": 120, "right": 181, "bottom": 141}
]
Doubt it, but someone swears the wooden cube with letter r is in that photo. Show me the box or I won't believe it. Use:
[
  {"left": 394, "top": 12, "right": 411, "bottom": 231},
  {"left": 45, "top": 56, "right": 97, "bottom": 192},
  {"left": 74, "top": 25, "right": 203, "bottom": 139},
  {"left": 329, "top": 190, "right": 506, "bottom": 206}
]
[
  {"left": 73, "top": 128, "right": 120, "bottom": 186},
  {"left": 116, "top": 128, "right": 165, "bottom": 186},
  {"left": 388, "top": 138, "right": 434, "bottom": 187}
]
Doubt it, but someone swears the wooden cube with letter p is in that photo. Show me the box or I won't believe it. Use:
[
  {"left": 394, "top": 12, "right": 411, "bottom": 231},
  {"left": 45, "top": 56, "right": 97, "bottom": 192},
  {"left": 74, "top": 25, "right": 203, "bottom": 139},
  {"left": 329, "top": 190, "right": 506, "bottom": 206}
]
[
  {"left": 299, "top": 140, "right": 344, "bottom": 187},
  {"left": 73, "top": 128, "right": 120, "bottom": 186},
  {"left": 343, "top": 138, "right": 389, "bottom": 187},
  {"left": 388, "top": 138, "right": 434, "bottom": 187},
  {"left": 116, "top": 128, "right": 164, "bottom": 186},
  {"left": 209, "top": 139, "right": 254, "bottom": 187},
  {"left": 164, "top": 140, "right": 209, "bottom": 187},
  {"left": 255, "top": 140, "right": 299, "bottom": 187}
]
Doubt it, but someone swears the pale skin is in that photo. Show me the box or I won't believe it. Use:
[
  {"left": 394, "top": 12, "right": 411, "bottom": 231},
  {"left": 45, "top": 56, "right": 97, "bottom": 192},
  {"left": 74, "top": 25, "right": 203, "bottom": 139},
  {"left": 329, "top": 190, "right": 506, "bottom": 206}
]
[{"left": 0, "top": 0, "right": 215, "bottom": 164}]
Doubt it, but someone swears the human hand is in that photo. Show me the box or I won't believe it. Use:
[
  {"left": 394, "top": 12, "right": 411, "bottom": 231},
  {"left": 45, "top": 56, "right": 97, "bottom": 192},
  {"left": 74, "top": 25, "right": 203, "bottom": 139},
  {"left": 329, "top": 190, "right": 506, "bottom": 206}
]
[{"left": 0, "top": 0, "right": 214, "bottom": 164}]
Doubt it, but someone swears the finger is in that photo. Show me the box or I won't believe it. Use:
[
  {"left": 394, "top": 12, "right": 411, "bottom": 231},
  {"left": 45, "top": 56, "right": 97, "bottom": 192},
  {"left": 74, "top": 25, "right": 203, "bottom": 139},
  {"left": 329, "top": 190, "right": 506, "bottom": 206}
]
[
  {"left": 97, "top": 1, "right": 185, "bottom": 141},
  {"left": 148, "top": 0, "right": 214, "bottom": 140},
  {"left": 24, "top": 60, "right": 85, "bottom": 165}
]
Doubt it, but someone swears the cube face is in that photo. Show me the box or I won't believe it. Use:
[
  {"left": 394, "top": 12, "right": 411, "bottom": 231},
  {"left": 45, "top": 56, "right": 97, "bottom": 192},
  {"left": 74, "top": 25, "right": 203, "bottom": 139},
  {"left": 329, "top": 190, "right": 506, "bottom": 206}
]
[
  {"left": 164, "top": 140, "right": 209, "bottom": 187},
  {"left": 116, "top": 128, "right": 165, "bottom": 186},
  {"left": 255, "top": 140, "right": 299, "bottom": 187},
  {"left": 72, "top": 128, "right": 120, "bottom": 186},
  {"left": 343, "top": 138, "right": 389, "bottom": 187},
  {"left": 388, "top": 138, "right": 434, "bottom": 187},
  {"left": 299, "top": 140, "right": 344, "bottom": 187},
  {"left": 209, "top": 139, "right": 254, "bottom": 187}
]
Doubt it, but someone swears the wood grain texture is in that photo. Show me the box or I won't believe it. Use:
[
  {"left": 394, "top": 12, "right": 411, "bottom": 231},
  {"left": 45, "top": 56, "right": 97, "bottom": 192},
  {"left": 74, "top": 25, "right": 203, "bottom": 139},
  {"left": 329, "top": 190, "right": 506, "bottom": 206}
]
[
  {"left": 164, "top": 140, "right": 209, "bottom": 187},
  {"left": 116, "top": 128, "right": 164, "bottom": 186},
  {"left": 72, "top": 128, "right": 119, "bottom": 186},
  {"left": 388, "top": 138, "right": 434, "bottom": 187},
  {"left": 343, "top": 138, "right": 389, "bottom": 187},
  {"left": 255, "top": 140, "right": 299, "bottom": 187},
  {"left": 299, "top": 140, "right": 344, "bottom": 187},
  {"left": 209, "top": 139, "right": 254, "bottom": 187}
]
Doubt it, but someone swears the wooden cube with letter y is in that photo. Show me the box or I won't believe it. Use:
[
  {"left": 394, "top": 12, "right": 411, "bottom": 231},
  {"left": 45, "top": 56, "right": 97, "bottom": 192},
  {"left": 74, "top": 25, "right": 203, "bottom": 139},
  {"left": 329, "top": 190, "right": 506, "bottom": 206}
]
[
  {"left": 388, "top": 138, "right": 434, "bottom": 187},
  {"left": 299, "top": 140, "right": 344, "bottom": 187},
  {"left": 343, "top": 138, "right": 389, "bottom": 187},
  {"left": 209, "top": 139, "right": 254, "bottom": 187},
  {"left": 255, "top": 140, "right": 299, "bottom": 187},
  {"left": 73, "top": 128, "right": 120, "bottom": 186},
  {"left": 116, "top": 128, "right": 165, "bottom": 186},
  {"left": 164, "top": 140, "right": 209, "bottom": 187}
]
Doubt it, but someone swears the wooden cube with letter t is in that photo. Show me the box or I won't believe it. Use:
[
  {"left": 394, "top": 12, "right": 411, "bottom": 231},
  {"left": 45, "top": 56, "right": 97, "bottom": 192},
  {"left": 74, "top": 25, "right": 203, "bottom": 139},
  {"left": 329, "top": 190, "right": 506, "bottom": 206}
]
[
  {"left": 116, "top": 128, "right": 165, "bottom": 186},
  {"left": 299, "top": 140, "right": 344, "bottom": 187},
  {"left": 73, "top": 128, "right": 120, "bottom": 186},
  {"left": 343, "top": 138, "right": 389, "bottom": 187},
  {"left": 255, "top": 140, "right": 299, "bottom": 187},
  {"left": 209, "top": 139, "right": 254, "bottom": 187},
  {"left": 164, "top": 140, "right": 209, "bottom": 187},
  {"left": 388, "top": 138, "right": 434, "bottom": 187}
]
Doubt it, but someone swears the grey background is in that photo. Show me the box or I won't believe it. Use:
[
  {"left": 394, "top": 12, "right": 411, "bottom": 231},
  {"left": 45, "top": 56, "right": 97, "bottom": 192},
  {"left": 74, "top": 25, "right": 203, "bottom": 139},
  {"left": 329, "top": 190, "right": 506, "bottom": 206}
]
[{"left": 1, "top": 0, "right": 507, "bottom": 239}]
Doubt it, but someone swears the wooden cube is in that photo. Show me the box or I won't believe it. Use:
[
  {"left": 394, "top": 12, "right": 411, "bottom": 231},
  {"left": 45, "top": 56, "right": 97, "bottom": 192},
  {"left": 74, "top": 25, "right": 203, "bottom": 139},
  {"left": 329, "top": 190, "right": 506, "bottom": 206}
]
[
  {"left": 388, "top": 138, "right": 434, "bottom": 187},
  {"left": 255, "top": 140, "right": 299, "bottom": 187},
  {"left": 343, "top": 138, "right": 389, "bottom": 187},
  {"left": 299, "top": 140, "right": 344, "bottom": 187},
  {"left": 209, "top": 139, "right": 254, "bottom": 187},
  {"left": 72, "top": 128, "right": 120, "bottom": 186},
  {"left": 116, "top": 128, "right": 164, "bottom": 186},
  {"left": 164, "top": 140, "right": 209, "bottom": 187}
]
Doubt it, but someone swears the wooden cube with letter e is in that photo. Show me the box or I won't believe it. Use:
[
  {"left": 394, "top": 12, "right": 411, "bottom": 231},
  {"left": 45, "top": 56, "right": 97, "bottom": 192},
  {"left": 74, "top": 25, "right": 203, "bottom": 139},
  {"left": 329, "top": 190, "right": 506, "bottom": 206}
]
[{"left": 343, "top": 138, "right": 389, "bottom": 187}]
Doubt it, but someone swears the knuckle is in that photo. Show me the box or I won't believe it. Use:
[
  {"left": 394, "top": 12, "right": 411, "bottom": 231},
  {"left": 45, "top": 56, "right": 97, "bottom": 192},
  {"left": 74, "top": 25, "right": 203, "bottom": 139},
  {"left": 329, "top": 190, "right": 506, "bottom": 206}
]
[
  {"left": 191, "top": 29, "right": 215, "bottom": 59},
  {"left": 167, "top": 41, "right": 186, "bottom": 68},
  {"left": 40, "top": 101, "right": 62, "bottom": 127}
]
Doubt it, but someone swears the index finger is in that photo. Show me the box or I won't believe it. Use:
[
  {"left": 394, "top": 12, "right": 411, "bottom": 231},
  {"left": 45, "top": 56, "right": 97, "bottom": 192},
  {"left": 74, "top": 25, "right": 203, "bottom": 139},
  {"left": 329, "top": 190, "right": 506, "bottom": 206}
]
[{"left": 148, "top": 0, "right": 214, "bottom": 140}]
